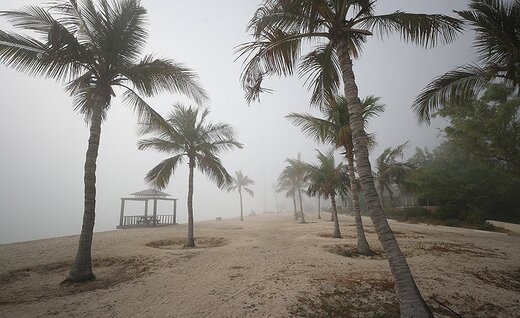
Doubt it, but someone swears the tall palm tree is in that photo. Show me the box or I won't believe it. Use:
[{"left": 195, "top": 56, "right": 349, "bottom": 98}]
[
  {"left": 303, "top": 149, "right": 349, "bottom": 238},
  {"left": 0, "top": 0, "right": 207, "bottom": 284},
  {"left": 287, "top": 95, "right": 384, "bottom": 254},
  {"left": 279, "top": 154, "right": 307, "bottom": 223},
  {"left": 228, "top": 170, "right": 255, "bottom": 221},
  {"left": 414, "top": 0, "right": 520, "bottom": 122},
  {"left": 237, "top": 1, "right": 462, "bottom": 315},
  {"left": 375, "top": 142, "right": 413, "bottom": 207},
  {"left": 138, "top": 104, "right": 242, "bottom": 248}
]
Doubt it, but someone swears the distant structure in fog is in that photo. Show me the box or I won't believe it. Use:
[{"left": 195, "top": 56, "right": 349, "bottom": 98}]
[{"left": 118, "top": 189, "right": 178, "bottom": 229}]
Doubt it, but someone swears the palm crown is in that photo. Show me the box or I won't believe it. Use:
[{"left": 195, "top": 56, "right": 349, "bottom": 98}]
[
  {"left": 0, "top": 0, "right": 207, "bottom": 123},
  {"left": 237, "top": 0, "right": 462, "bottom": 104},
  {"left": 413, "top": 0, "right": 520, "bottom": 123},
  {"left": 229, "top": 171, "right": 255, "bottom": 197},
  {"left": 138, "top": 104, "right": 243, "bottom": 189}
]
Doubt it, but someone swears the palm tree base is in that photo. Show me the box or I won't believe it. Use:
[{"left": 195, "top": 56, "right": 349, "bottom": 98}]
[
  {"left": 60, "top": 273, "right": 96, "bottom": 285},
  {"left": 184, "top": 238, "right": 196, "bottom": 248}
]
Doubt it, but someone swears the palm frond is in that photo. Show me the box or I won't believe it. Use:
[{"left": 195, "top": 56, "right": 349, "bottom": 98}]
[
  {"left": 359, "top": 12, "right": 463, "bottom": 49},
  {"left": 413, "top": 64, "right": 490, "bottom": 123},
  {"left": 145, "top": 155, "right": 184, "bottom": 189}
]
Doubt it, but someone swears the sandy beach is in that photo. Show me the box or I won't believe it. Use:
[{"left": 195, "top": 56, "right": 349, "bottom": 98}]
[{"left": 1, "top": 213, "right": 519, "bottom": 317}]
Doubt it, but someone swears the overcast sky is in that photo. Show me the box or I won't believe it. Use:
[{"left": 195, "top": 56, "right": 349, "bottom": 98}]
[{"left": 0, "top": 0, "right": 474, "bottom": 243}]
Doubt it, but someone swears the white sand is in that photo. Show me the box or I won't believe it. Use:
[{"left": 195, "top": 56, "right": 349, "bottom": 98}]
[{"left": 1, "top": 213, "right": 519, "bottom": 317}]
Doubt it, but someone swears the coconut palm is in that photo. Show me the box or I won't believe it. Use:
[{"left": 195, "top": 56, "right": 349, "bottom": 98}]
[
  {"left": 375, "top": 142, "right": 413, "bottom": 207},
  {"left": 277, "top": 177, "right": 300, "bottom": 220},
  {"left": 237, "top": 1, "right": 462, "bottom": 315},
  {"left": 228, "top": 170, "right": 255, "bottom": 221},
  {"left": 279, "top": 154, "right": 307, "bottom": 223},
  {"left": 0, "top": 0, "right": 207, "bottom": 283},
  {"left": 414, "top": 0, "right": 520, "bottom": 122},
  {"left": 138, "top": 104, "right": 242, "bottom": 248},
  {"left": 287, "top": 95, "right": 384, "bottom": 254},
  {"left": 303, "top": 149, "right": 349, "bottom": 238}
]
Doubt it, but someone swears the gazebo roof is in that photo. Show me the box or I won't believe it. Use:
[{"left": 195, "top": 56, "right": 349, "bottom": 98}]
[{"left": 129, "top": 189, "right": 171, "bottom": 198}]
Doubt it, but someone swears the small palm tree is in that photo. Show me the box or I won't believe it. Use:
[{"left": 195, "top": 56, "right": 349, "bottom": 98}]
[
  {"left": 0, "top": 0, "right": 207, "bottom": 284},
  {"left": 279, "top": 154, "right": 307, "bottom": 223},
  {"left": 228, "top": 171, "right": 255, "bottom": 221},
  {"left": 375, "top": 142, "right": 413, "bottom": 207},
  {"left": 276, "top": 178, "right": 299, "bottom": 220},
  {"left": 237, "top": 2, "right": 461, "bottom": 314},
  {"left": 287, "top": 95, "right": 384, "bottom": 254},
  {"left": 303, "top": 149, "right": 349, "bottom": 238},
  {"left": 414, "top": 0, "right": 520, "bottom": 122},
  {"left": 138, "top": 104, "right": 242, "bottom": 247}
]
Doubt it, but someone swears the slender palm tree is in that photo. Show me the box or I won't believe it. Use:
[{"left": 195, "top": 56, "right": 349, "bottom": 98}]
[
  {"left": 414, "top": 0, "right": 520, "bottom": 122},
  {"left": 303, "top": 149, "right": 349, "bottom": 238},
  {"left": 138, "top": 104, "right": 242, "bottom": 248},
  {"left": 276, "top": 178, "right": 299, "bottom": 220},
  {"left": 0, "top": 0, "right": 207, "bottom": 284},
  {"left": 279, "top": 154, "right": 307, "bottom": 223},
  {"left": 375, "top": 142, "right": 413, "bottom": 207},
  {"left": 237, "top": 1, "right": 462, "bottom": 315},
  {"left": 228, "top": 170, "right": 255, "bottom": 221},
  {"left": 287, "top": 95, "right": 384, "bottom": 254}
]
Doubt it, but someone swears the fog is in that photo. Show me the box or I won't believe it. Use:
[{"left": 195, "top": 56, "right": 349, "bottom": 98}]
[{"left": 0, "top": 1, "right": 474, "bottom": 243}]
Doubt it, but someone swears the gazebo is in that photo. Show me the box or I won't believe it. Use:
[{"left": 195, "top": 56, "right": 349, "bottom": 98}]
[{"left": 117, "top": 189, "right": 178, "bottom": 229}]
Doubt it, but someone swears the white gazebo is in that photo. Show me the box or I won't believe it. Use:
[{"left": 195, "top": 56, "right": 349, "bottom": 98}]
[{"left": 117, "top": 189, "right": 178, "bottom": 229}]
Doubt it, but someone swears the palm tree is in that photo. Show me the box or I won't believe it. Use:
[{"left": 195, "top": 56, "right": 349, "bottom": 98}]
[
  {"left": 228, "top": 170, "right": 255, "bottom": 221},
  {"left": 287, "top": 95, "right": 384, "bottom": 254},
  {"left": 375, "top": 142, "right": 413, "bottom": 207},
  {"left": 237, "top": 1, "right": 462, "bottom": 315},
  {"left": 138, "top": 104, "right": 242, "bottom": 248},
  {"left": 0, "top": 0, "right": 207, "bottom": 284},
  {"left": 414, "top": 0, "right": 520, "bottom": 122},
  {"left": 303, "top": 149, "right": 349, "bottom": 238},
  {"left": 276, "top": 178, "right": 299, "bottom": 220},
  {"left": 279, "top": 154, "right": 307, "bottom": 223}
]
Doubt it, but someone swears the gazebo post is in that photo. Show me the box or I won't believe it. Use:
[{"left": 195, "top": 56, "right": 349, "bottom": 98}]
[
  {"left": 173, "top": 199, "right": 177, "bottom": 224},
  {"left": 144, "top": 199, "right": 148, "bottom": 217},
  {"left": 153, "top": 198, "right": 158, "bottom": 226},
  {"left": 119, "top": 199, "right": 125, "bottom": 227}
]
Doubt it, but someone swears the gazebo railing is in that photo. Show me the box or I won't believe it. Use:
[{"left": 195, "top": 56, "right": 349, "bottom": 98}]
[{"left": 120, "top": 215, "right": 176, "bottom": 227}]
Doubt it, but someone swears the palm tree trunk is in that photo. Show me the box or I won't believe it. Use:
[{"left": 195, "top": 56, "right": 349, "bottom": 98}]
[
  {"left": 62, "top": 106, "right": 103, "bottom": 284},
  {"left": 337, "top": 39, "right": 432, "bottom": 317},
  {"left": 330, "top": 195, "right": 341, "bottom": 238},
  {"left": 298, "top": 188, "right": 306, "bottom": 223},
  {"left": 185, "top": 159, "right": 195, "bottom": 248},
  {"left": 379, "top": 183, "right": 385, "bottom": 207},
  {"left": 292, "top": 192, "right": 298, "bottom": 220},
  {"left": 239, "top": 188, "right": 244, "bottom": 221},
  {"left": 345, "top": 147, "right": 371, "bottom": 254},
  {"left": 317, "top": 195, "right": 321, "bottom": 219}
]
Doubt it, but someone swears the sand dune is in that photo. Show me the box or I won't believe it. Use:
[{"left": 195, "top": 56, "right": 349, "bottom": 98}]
[{"left": 1, "top": 213, "right": 519, "bottom": 317}]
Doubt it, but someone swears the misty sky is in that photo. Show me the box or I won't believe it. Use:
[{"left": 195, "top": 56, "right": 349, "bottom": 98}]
[{"left": 0, "top": 1, "right": 474, "bottom": 243}]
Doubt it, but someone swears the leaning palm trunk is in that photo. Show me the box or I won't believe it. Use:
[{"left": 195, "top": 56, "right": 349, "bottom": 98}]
[
  {"left": 345, "top": 147, "right": 371, "bottom": 254},
  {"left": 239, "top": 189, "right": 244, "bottom": 221},
  {"left": 63, "top": 106, "right": 103, "bottom": 284},
  {"left": 185, "top": 160, "right": 196, "bottom": 248},
  {"left": 330, "top": 195, "right": 341, "bottom": 238},
  {"left": 337, "top": 39, "right": 432, "bottom": 317},
  {"left": 297, "top": 188, "right": 306, "bottom": 223}
]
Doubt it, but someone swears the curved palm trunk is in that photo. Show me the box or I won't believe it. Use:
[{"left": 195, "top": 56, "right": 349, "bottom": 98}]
[
  {"left": 330, "top": 195, "right": 341, "bottom": 238},
  {"left": 185, "top": 159, "right": 195, "bottom": 248},
  {"left": 63, "top": 106, "right": 103, "bottom": 284},
  {"left": 379, "top": 182, "right": 385, "bottom": 207},
  {"left": 337, "top": 39, "right": 432, "bottom": 317},
  {"left": 239, "top": 188, "right": 244, "bottom": 221},
  {"left": 297, "top": 188, "right": 306, "bottom": 223},
  {"left": 345, "top": 147, "right": 371, "bottom": 254}
]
